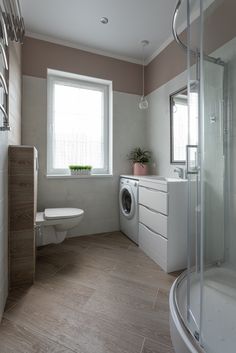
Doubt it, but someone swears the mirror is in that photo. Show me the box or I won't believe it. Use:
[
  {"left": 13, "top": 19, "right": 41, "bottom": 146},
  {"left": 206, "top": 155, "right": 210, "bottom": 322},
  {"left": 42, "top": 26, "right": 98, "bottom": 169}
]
[{"left": 170, "top": 87, "right": 188, "bottom": 164}]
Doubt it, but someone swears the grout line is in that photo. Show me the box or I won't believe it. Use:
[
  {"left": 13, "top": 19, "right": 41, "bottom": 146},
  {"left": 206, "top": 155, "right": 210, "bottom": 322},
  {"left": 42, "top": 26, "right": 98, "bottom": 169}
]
[
  {"left": 139, "top": 337, "right": 146, "bottom": 353},
  {"left": 152, "top": 288, "right": 159, "bottom": 309}
]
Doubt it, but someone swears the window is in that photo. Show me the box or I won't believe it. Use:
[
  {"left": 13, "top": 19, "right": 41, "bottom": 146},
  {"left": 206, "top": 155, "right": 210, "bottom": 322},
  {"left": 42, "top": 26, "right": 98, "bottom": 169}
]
[
  {"left": 170, "top": 87, "right": 199, "bottom": 164},
  {"left": 47, "top": 69, "right": 112, "bottom": 176},
  {"left": 170, "top": 87, "right": 188, "bottom": 164}
]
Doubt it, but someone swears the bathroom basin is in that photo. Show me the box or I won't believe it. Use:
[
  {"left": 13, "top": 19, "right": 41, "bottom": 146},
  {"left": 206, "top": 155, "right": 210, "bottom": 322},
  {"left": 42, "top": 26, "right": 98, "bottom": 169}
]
[
  {"left": 143, "top": 176, "right": 167, "bottom": 181},
  {"left": 120, "top": 175, "right": 187, "bottom": 183},
  {"left": 139, "top": 175, "right": 187, "bottom": 183}
]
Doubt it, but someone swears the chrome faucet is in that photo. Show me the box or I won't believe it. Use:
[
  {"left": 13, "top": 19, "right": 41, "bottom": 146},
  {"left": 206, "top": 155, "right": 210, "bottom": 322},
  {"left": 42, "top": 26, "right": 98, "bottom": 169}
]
[{"left": 174, "top": 167, "right": 186, "bottom": 179}]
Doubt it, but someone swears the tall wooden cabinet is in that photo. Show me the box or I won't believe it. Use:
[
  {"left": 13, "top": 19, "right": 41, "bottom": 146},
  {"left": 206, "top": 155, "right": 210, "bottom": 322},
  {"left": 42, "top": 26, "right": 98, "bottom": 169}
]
[{"left": 8, "top": 145, "right": 38, "bottom": 287}]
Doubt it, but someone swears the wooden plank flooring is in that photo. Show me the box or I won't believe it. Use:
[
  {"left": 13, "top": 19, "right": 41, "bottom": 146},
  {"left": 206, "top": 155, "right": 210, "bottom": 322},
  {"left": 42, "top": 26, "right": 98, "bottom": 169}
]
[{"left": 1, "top": 232, "right": 180, "bottom": 353}]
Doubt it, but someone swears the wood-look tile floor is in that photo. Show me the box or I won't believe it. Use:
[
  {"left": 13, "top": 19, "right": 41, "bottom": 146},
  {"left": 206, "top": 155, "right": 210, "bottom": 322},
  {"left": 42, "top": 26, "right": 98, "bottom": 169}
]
[{"left": 1, "top": 232, "right": 179, "bottom": 353}]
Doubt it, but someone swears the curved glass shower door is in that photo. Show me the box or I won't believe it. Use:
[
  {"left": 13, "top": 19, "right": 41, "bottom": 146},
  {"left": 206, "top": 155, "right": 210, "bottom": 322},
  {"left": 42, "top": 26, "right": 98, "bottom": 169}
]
[
  {"left": 185, "top": 0, "right": 236, "bottom": 352},
  {"left": 185, "top": 0, "right": 202, "bottom": 342},
  {"left": 201, "top": 56, "right": 226, "bottom": 353},
  {"left": 200, "top": 0, "right": 236, "bottom": 352}
]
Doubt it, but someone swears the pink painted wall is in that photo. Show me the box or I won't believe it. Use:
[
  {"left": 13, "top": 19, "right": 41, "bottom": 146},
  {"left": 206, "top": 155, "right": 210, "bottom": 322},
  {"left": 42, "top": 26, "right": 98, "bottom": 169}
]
[
  {"left": 22, "top": 0, "right": 236, "bottom": 96},
  {"left": 22, "top": 37, "right": 143, "bottom": 95},
  {"left": 145, "top": 0, "right": 236, "bottom": 95}
]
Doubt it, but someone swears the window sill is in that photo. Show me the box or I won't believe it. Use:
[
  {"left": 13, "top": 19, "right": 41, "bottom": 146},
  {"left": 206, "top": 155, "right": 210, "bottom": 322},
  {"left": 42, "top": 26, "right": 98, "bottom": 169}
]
[{"left": 46, "top": 174, "right": 114, "bottom": 179}]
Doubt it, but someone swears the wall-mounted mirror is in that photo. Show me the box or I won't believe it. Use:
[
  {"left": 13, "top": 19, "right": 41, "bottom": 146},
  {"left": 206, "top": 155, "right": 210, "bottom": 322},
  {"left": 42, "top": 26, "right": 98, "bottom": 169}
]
[{"left": 170, "top": 87, "right": 188, "bottom": 164}]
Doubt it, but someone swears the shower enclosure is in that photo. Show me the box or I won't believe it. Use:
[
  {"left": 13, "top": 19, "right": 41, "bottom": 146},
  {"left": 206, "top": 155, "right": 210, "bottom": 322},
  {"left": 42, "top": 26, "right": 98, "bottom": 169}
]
[{"left": 169, "top": 1, "right": 236, "bottom": 352}]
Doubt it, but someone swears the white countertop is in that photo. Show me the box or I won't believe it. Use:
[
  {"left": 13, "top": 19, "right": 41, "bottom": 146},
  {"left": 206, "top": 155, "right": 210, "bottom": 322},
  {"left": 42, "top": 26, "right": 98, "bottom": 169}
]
[{"left": 120, "top": 175, "right": 187, "bottom": 183}]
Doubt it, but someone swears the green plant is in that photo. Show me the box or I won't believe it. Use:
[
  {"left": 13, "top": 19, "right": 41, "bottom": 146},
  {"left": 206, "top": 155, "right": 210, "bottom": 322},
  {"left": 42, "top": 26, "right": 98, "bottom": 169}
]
[
  {"left": 69, "top": 165, "right": 92, "bottom": 171},
  {"left": 127, "top": 148, "right": 151, "bottom": 164}
]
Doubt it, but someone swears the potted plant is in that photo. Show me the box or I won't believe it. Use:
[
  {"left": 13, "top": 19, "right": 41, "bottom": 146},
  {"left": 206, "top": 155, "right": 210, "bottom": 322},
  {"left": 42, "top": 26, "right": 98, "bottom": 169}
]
[
  {"left": 83, "top": 166, "right": 92, "bottom": 175},
  {"left": 69, "top": 165, "right": 92, "bottom": 176},
  {"left": 128, "top": 148, "right": 151, "bottom": 176}
]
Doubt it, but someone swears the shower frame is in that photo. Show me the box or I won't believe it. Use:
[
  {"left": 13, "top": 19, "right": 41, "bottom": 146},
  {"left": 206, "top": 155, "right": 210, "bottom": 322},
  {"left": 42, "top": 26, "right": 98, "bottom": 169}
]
[{"left": 172, "top": 0, "right": 227, "bottom": 350}]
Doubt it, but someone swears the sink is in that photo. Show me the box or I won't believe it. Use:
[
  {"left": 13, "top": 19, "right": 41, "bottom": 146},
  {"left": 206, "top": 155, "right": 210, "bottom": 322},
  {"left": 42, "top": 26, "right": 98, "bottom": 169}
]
[
  {"left": 120, "top": 174, "right": 187, "bottom": 182},
  {"left": 139, "top": 175, "right": 187, "bottom": 182},
  {"left": 143, "top": 176, "right": 167, "bottom": 181}
]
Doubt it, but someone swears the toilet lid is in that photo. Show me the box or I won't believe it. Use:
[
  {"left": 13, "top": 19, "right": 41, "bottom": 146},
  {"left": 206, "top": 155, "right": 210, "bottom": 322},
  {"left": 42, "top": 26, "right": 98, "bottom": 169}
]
[{"left": 44, "top": 208, "right": 84, "bottom": 220}]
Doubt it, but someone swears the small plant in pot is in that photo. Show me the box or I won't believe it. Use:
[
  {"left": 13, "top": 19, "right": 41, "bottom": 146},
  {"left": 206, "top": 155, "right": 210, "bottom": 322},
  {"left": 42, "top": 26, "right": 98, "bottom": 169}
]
[
  {"left": 128, "top": 148, "right": 151, "bottom": 176},
  {"left": 69, "top": 165, "right": 92, "bottom": 176}
]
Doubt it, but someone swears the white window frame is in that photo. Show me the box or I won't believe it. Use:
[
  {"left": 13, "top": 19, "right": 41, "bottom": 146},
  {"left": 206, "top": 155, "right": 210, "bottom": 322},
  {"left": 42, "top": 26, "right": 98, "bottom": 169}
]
[{"left": 47, "top": 69, "right": 113, "bottom": 176}]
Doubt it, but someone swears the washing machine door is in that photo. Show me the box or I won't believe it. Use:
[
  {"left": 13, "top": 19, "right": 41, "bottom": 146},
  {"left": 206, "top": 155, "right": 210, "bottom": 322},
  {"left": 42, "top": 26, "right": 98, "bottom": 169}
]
[{"left": 119, "top": 184, "right": 135, "bottom": 219}]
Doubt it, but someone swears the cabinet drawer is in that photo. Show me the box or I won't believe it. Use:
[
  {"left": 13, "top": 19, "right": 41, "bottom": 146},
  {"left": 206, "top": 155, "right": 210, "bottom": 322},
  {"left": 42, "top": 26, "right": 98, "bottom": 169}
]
[
  {"left": 139, "top": 186, "right": 168, "bottom": 215},
  {"left": 139, "top": 223, "right": 167, "bottom": 271},
  {"left": 139, "top": 204, "right": 167, "bottom": 238},
  {"left": 139, "top": 180, "right": 167, "bottom": 193}
]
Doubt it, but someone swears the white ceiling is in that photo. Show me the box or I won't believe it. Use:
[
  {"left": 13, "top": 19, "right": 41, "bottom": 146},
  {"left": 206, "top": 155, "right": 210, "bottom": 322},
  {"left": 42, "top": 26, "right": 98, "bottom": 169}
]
[{"left": 20, "top": 0, "right": 187, "bottom": 64}]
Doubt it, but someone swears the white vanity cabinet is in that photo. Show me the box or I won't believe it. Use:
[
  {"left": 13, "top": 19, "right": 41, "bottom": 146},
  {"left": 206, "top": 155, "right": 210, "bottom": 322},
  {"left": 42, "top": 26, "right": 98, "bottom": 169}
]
[{"left": 138, "top": 177, "right": 187, "bottom": 273}]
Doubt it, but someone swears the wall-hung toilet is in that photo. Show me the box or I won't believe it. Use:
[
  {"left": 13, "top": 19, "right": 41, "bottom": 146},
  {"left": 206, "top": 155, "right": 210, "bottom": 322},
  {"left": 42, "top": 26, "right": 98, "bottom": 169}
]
[
  {"left": 36, "top": 208, "right": 84, "bottom": 246},
  {"left": 9, "top": 145, "right": 85, "bottom": 246}
]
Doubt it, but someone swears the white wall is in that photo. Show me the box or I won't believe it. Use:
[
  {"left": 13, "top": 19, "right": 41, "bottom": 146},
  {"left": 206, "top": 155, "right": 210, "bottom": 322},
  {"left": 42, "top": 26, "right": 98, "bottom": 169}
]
[
  {"left": 22, "top": 75, "right": 146, "bottom": 236},
  {"left": 212, "top": 37, "right": 236, "bottom": 267},
  {"left": 146, "top": 70, "right": 187, "bottom": 177},
  {"left": 0, "top": 42, "right": 21, "bottom": 321}
]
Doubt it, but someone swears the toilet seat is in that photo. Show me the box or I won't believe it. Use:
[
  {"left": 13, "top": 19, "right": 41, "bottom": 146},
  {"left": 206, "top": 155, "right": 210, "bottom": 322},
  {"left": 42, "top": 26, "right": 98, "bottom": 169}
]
[
  {"left": 44, "top": 208, "right": 84, "bottom": 220},
  {"left": 36, "top": 208, "right": 84, "bottom": 227},
  {"left": 35, "top": 207, "right": 84, "bottom": 245}
]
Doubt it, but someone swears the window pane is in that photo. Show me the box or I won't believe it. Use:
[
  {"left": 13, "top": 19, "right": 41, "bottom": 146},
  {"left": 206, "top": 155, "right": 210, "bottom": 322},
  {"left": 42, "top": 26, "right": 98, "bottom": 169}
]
[
  {"left": 173, "top": 102, "right": 188, "bottom": 161},
  {"left": 52, "top": 82, "right": 105, "bottom": 170}
]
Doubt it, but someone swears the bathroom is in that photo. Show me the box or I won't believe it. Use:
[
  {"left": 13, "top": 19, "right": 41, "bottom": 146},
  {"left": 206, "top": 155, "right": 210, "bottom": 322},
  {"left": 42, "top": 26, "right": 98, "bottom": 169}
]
[{"left": 0, "top": 0, "right": 236, "bottom": 352}]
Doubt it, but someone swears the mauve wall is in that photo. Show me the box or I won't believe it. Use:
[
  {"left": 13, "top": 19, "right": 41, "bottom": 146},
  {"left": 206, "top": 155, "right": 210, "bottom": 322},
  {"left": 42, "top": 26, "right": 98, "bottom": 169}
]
[
  {"left": 22, "top": 0, "right": 236, "bottom": 97},
  {"left": 145, "top": 0, "right": 236, "bottom": 95},
  {"left": 22, "top": 37, "right": 143, "bottom": 95},
  {"left": 21, "top": 36, "right": 146, "bottom": 238}
]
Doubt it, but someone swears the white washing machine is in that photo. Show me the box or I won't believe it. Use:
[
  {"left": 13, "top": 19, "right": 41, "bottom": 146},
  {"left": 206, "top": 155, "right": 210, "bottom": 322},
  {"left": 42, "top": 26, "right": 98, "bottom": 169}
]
[{"left": 119, "top": 176, "right": 139, "bottom": 244}]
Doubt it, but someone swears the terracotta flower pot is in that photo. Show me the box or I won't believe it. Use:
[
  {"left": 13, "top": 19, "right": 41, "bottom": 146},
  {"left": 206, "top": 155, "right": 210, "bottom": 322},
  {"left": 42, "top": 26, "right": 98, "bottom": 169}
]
[{"left": 133, "top": 163, "right": 148, "bottom": 176}]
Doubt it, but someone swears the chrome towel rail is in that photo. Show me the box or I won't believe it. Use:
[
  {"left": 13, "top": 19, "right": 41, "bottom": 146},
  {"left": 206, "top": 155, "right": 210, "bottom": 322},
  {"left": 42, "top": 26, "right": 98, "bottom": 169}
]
[
  {"left": 0, "top": 103, "right": 9, "bottom": 131},
  {"left": 0, "top": 9, "right": 8, "bottom": 46},
  {"left": 0, "top": 0, "right": 24, "bottom": 131},
  {"left": 0, "top": 41, "right": 8, "bottom": 69},
  {"left": 2, "top": 0, "right": 25, "bottom": 43},
  {"left": 0, "top": 71, "right": 8, "bottom": 93},
  {"left": 0, "top": 8, "right": 9, "bottom": 131}
]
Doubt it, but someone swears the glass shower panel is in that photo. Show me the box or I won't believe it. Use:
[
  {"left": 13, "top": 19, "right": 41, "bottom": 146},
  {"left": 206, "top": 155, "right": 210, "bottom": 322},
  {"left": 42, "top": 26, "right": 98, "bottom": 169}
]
[
  {"left": 201, "top": 58, "right": 225, "bottom": 353},
  {"left": 202, "top": 60, "right": 225, "bottom": 265},
  {"left": 186, "top": 0, "right": 202, "bottom": 340},
  {"left": 200, "top": 0, "right": 236, "bottom": 351},
  {"left": 174, "top": 0, "right": 236, "bottom": 351}
]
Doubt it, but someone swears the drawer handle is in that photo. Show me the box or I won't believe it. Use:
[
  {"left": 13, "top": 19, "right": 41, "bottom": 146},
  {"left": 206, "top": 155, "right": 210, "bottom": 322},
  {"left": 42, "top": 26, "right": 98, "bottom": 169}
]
[{"left": 140, "top": 222, "right": 167, "bottom": 240}]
